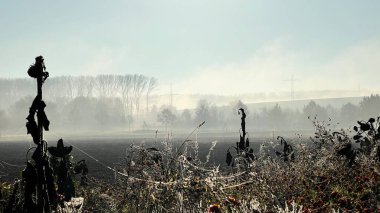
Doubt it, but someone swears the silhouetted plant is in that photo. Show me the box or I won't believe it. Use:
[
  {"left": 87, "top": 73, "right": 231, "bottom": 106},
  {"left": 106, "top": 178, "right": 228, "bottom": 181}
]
[
  {"left": 226, "top": 108, "right": 255, "bottom": 167},
  {"left": 275, "top": 136, "right": 295, "bottom": 162},
  {"left": 74, "top": 160, "right": 89, "bottom": 186},
  {"left": 2, "top": 56, "right": 88, "bottom": 212},
  {"left": 21, "top": 56, "right": 58, "bottom": 212},
  {"left": 333, "top": 132, "right": 357, "bottom": 166},
  {"left": 309, "top": 116, "right": 357, "bottom": 166},
  {"left": 353, "top": 117, "right": 380, "bottom": 161},
  {"left": 48, "top": 138, "right": 75, "bottom": 201}
]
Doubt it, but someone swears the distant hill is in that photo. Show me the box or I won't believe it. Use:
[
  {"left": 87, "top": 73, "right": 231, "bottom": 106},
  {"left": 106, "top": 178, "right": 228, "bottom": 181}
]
[
  {"left": 244, "top": 96, "right": 363, "bottom": 113},
  {"left": 150, "top": 90, "right": 372, "bottom": 111},
  {"left": 154, "top": 94, "right": 364, "bottom": 113}
]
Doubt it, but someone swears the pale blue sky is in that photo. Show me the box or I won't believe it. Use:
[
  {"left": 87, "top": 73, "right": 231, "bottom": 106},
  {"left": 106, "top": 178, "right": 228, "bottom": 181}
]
[{"left": 1, "top": 0, "right": 379, "bottom": 94}]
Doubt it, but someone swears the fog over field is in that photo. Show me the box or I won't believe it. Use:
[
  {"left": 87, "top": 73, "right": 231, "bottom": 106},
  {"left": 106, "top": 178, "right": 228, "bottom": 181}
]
[
  {"left": 0, "top": 1, "right": 379, "bottom": 139},
  {"left": 0, "top": 1, "right": 379, "bottom": 136},
  {"left": 1, "top": 75, "right": 380, "bottom": 139}
]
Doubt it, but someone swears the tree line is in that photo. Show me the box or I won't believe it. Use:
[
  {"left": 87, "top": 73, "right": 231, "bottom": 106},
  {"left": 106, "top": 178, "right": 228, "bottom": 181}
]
[
  {"left": 1, "top": 74, "right": 380, "bottom": 134},
  {"left": 0, "top": 74, "right": 157, "bottom": 134},
  {"left": 154, "top": 95, "right": 380, "bottom": 133},
  {"left": 1, "top": 74, "right": 157, "bottom": 114}
]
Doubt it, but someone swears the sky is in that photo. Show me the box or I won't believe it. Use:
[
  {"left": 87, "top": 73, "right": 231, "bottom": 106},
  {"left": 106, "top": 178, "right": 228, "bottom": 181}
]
[{"left": 0, "top": 0, "right": 380, "bottom": 96}]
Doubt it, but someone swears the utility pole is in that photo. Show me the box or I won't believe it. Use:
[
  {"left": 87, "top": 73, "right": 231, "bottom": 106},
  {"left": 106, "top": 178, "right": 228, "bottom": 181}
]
[
  {"left": 170, "top": 83, "right": 173, "bottom": 107},
  {"left": 170, "top": 83, "right": 173, "bottom": 136},
  {"left": 285, "top": 75, "right": 297, "bottom": 102},
  {"left": 284, "top": 75, "right": 298, "bottom": 132}
]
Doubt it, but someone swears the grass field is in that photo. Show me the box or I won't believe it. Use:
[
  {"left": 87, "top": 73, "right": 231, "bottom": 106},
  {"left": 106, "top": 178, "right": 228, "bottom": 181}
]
[
  {"left": 0, "top": 133, "right": 273, "bottom": 181},
  {"left": 2, "top": 125, "right": 378, "bottom": 212}
]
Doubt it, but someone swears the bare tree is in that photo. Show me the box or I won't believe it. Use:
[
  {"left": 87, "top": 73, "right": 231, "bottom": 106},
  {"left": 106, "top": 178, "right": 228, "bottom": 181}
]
[
  {"left": 157, "top": 108, "right": 176, "bottom": 131},
  {"left": 132, "top": 74, "right": 148, "bottom": 116},
  {"left": 75, "top": 76, "right": 89, "bottom": 97},
  {"left": 94, "top": 75, "right": 119, "bottom": 97},
  {"left": 44, "top": 76, "right": 75, "bottom": 102},
  {"left": 117, "top": 75, "right": 133, "bottom": 117},
  {"left": 82, "top": 76, "right": 95, "bottom": 97},
  {"left": 146, "top": 77, "right": 158, "bottom": 113},
  {"left": 62, "top": 76, "right": 75, "bottom": 100},
  {"left": 0, "top": 79, "right": 30, "bottom": 109}
]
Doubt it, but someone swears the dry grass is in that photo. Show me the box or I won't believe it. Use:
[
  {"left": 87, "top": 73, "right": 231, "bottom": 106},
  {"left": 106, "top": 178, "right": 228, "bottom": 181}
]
[{"left": 1, "top": 118, "right": 380, "bottom": 212}]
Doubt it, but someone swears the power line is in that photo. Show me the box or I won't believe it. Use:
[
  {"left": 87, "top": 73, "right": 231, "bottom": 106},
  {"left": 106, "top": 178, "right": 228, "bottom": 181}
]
[
  {"left": 170, "top": 83, "right": 173, "bottom": 107},
  {"left": 284, "top": 75, "right": 298, "bottom": 102}
]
